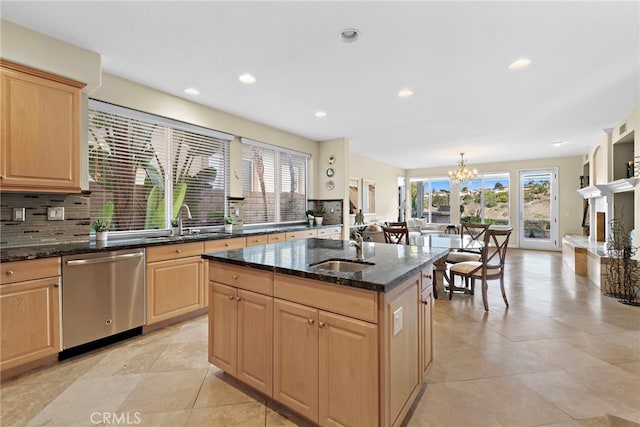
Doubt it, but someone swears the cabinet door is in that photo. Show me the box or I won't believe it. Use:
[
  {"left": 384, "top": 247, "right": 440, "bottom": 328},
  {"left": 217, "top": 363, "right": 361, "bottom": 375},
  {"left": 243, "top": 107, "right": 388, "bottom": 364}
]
[
  {"left": 0, "top": 277, "right": 60, "bottom": 371},
  {"left": 273, "top": 299, "right": 318, "bottom": 423},
  {"left": 209, "top": 282, "right": 237, "bottom": 375},
  {"left": 420, "top": 286, "right": 433, "bottom": 382},
  {"left": 1, "top": 64, "right": 82, "bottom": 192},
  {"left": 318, "top": 311, "right": 378, "bottom": 427},
  {"left": 237, "top": 289, "right": 273, "bottom": 396},
  {"left": 146, "top": 256, "right": 204, "bottom": 325}
]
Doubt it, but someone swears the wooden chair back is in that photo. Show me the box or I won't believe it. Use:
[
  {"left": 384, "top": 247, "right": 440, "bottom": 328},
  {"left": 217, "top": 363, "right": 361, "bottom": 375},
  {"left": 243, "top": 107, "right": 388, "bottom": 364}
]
[{"left": 382, "top": 224, "right": 410, "bottom": 245}]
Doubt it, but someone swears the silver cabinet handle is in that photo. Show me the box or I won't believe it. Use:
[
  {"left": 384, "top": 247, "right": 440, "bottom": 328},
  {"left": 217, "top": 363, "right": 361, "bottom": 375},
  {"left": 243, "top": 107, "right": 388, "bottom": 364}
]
[{"left": 65, "top": 251, "right": 144, "bottom": 266}]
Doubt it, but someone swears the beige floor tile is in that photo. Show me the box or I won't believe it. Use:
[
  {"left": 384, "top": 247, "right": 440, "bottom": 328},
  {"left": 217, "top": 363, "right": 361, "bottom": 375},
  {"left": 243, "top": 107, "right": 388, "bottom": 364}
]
[
  {"left": 406, "top": 383, "right": 503, "bottom": 427},
  {"left": 515, "top": 370, "right": 622, "bottom": 419},
  {"left": 186, "top": 401, "right": 266, "bottom": 426},
  {"left": 117, "top": 369, "right": 208, "bottom": 415},
  {"left": 485, "top": 316, "right": 585, "bottom": 341},
  {"left": 445, "top": 376, "right": 572, "bottom": 426},
  {"left": 510, "top": 339, "right": 609, "bottom": 371},
  {"left": 0, "top": 380, "right": 72, "bottom": 426},
  {"left": 113, "top": 410, "right": 190, "bottom": 427},
  {"left": 8, "top": 351, "right": 106, "bottom": 386},
  {"left": 27, "top": 374, "right": 143, "bottom": 426},
  {"left": 616, "top": 361, "right": 640, "bottom": 375},
  {"left": 149, "top": 341, "right": 210, "bottom": 372},
  {"left": 562, "top": 334, "right": 640, "bottom": 364},
  {"left": 265, "top": 405, "right": 312, "bottom": 426},
  {"left": 82, "top": 342, "right": 167, "bottom": 378},
  {"left": 429, "top": 345, "right": 510, "bottom": 382},
  {"left": 563, "top": 364, "right": 640, "bottom": 412},
  {"left": 194, "top": 370, "right": 264, "bottom": 408}
]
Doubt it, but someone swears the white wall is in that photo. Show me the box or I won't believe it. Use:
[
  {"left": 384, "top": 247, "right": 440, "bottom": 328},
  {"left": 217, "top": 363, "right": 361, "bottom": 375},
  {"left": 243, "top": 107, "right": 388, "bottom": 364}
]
[{"left": 348, "top": 152, "right": 405, "bottom": 223}]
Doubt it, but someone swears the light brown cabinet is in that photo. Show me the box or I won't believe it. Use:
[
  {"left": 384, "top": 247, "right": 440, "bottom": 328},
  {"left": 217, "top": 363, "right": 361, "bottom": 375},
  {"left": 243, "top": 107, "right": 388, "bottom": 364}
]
[
  {"left": 0, "top": 60, "right": 84, "bottom": 193},
  {"left": 209, "top": 282, "right": 273, "bottom": 396},
  {"left": 146, "top": 242, "right": 205, "bottom": 325},
  {"left": 317, "top": 226, "right": 343, "bottom": 240},
  {"left": 420, "top": 268, "right": 434, "bottom": 382},
  {"left": 273, "top": 298, "right": 378, "bottom": 426},
  {"left": 208, "top": 262, "right": 274, "bottom": 396},
  {"left": 0, "top": 258, "right": 61, "bottom": 374},
  {"left": 285, "top": 229, "right": 317, "bottom": 241}
]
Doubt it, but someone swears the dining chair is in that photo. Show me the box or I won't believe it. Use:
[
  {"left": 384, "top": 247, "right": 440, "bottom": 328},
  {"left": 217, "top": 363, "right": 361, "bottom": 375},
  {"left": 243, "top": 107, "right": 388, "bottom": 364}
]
[
  {"left": 448, "top": 226, "right": 513, "bottom": 311},
  {"left": 445, "top": 222, "right": 489, "bottom": 291},
  {"left": 382, "top": 224, "right": 410, "bottom": 244}
]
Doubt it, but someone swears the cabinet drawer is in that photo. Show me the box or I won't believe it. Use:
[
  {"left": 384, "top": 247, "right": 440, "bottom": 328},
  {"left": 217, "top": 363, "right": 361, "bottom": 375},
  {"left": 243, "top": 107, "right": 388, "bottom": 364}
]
[
  {"left": 1, "top": 257, "right": 60, "bottom": 284},
  {"left": 246, "top": 234, "right": 268, "bottom": 247},
  {"left": 285, "top": 230, "right": 317, "bottom": 241},
  {"left": 204, "top": 237, "right": 246, "bottom": 253},
  {"left": 421, "top": 264, "right": 433, "bottom": 290},
  {"left": 146, "top": 242, "right": 203, "bottom": 263},
  {"left": 274, "top": 273, "right": 377, "bottom": 323},
  {"left": 267, "top": 233, "right": 286, "bottom": 243},
  {"left": 317, "top": 227, "right": 342, "bottom": 239},
  {"left": 209, "top": 261, "right": 273, "bottom": 295}
]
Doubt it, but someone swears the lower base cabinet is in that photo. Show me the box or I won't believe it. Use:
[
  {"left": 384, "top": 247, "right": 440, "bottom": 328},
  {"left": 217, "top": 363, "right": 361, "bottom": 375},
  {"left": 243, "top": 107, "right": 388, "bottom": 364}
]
[
  {"left": 0, "top": 258, "right": 61, "bottom": 373},
  {"left": 209, "top": 282, "right": 273, "bottom": 396}
]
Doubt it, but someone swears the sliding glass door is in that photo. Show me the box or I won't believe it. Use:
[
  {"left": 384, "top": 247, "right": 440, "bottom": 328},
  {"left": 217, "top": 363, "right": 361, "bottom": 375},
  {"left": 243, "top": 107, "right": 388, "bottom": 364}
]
[{"left": 519, "top": 169, "right": 558, "bottom": 250}]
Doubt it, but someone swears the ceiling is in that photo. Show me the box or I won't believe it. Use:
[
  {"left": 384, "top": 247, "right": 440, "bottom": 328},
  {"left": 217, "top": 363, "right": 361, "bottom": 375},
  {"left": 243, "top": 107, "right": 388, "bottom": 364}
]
[{"left": 2, "top": 1, "right": 639, "bottom": 170}]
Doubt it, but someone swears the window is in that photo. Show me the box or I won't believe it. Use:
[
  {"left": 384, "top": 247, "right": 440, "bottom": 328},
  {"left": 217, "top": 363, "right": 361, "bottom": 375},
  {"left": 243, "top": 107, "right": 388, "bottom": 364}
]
[
  {"left": 459, "top": 173, "right": 510, "bottom": 225},
  {"left": 241, "top": 138, "right": 309, "bottom": 225},
  {"left": 88, "top": 100, "right": 232, "bottom": 233},
  {"left": 411, "top": 178, "right": 451, "bottom": 223}
]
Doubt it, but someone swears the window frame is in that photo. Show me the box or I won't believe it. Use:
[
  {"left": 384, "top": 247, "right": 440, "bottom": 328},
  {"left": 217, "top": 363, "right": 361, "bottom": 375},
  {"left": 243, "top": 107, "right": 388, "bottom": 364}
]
[
  {"left": 87, "top": 99, "right": 232, "bottom": 238},
  {"left": 241, "top": 137, "right": 310, "bottom": 226}
]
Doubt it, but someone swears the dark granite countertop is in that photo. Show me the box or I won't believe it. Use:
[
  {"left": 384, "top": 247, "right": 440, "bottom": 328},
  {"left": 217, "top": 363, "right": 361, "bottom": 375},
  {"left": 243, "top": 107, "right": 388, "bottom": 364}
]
[
  {"left": 202, "top": 238, "right": 448, "bottom": 292},
  {"left": 0, "top": 224, "right": 342, "bottom": 263}
]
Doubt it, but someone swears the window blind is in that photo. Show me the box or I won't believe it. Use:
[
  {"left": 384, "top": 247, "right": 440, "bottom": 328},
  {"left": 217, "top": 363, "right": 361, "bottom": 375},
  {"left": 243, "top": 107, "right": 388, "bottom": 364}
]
[
  {"left": 88, "top": 99, "right": 231, "bottom": 232},
  {"left": 241, "top": 138, "right": 309, "bottom": 225}
]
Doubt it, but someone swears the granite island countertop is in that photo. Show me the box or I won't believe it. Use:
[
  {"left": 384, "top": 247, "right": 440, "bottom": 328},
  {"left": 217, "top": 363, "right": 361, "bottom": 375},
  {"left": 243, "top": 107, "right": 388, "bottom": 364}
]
[
  {"left": 0, "top": 224, "right": 341, "bottom": 262},
  {"left": 202, "top": 238, "right": 448, "bottom": 292}
]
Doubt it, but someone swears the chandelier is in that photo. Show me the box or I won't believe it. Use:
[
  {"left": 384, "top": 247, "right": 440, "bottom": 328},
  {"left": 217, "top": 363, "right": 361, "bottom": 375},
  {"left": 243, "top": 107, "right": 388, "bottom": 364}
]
[{"left": 448, "top": 152, "right": 477, "bottom": 184}]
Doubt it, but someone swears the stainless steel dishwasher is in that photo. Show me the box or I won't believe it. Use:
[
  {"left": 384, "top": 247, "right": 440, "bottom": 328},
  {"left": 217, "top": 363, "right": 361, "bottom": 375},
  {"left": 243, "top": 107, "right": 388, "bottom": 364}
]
[{"left": 61, "top": 248, "right": 145, "bottom": 352}]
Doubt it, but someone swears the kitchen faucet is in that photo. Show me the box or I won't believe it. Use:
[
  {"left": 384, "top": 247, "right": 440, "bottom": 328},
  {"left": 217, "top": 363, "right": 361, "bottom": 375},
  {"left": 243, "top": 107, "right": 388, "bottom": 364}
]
[
  {"left": 176, "top": 203, "right": 192, "bottom": 236},
  {"left": 349, "top": 233, "right": 364, "bottom": 261}
]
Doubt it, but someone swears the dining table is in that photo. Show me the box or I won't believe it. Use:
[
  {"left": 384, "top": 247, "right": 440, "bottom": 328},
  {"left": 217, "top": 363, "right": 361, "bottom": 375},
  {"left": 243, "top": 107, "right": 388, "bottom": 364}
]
[{"left": 415, "top": 233, "right": 484, "bottom": 298}]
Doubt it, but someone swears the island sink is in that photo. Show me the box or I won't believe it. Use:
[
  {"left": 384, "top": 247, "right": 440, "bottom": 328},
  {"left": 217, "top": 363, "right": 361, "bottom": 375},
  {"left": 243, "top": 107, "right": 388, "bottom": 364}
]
[{"left": 310, "top": 258, "right": 375, "bottom": 273}]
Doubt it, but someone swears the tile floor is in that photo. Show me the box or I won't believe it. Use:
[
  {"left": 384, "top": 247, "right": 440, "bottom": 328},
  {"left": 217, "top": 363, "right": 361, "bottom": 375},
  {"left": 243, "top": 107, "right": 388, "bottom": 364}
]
[{"left": 1, "top": 249, "right": 639, "bottom": 426}]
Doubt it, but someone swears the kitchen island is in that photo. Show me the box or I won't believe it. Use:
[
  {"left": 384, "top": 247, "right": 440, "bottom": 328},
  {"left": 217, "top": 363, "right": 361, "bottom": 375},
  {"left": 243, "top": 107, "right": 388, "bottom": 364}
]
[{"left": 202, "top": 238, "right": 447, "bottom": 427}]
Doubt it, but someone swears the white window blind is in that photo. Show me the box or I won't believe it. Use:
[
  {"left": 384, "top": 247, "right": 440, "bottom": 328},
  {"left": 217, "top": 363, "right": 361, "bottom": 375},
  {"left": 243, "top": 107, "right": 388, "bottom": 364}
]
[
  {"left": 88, "top": 100, "right": 231, "bottom": 232},
  {"left": 241, "top": 138, "right": 309, "bottom": 225}
]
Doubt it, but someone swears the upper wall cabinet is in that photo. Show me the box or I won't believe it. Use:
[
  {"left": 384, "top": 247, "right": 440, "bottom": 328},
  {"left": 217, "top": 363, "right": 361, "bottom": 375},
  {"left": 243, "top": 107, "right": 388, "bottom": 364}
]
[{"left": 1, "top": 60, "right": 85, "bottom": 193}]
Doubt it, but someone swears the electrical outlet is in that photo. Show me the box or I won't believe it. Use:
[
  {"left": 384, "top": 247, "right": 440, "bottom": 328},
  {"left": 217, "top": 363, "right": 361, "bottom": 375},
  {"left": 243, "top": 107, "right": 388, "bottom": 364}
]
[
  {"left": 47, "top": 207, "right": 65, "bottom": 221},
  {"left": 393, "top": 307, "right": 403, "bottom": 336},
  {"left": 12, "top": 207, "right": 25, "bottom": 222}
]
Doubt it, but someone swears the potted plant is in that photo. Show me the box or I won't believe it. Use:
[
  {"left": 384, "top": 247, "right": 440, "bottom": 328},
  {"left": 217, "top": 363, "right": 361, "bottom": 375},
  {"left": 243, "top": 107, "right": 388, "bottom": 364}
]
[
  {"left": 224, "top": 216, "right": 234, "bottom": 233},
  {"left": 313, "top": 205, "right": 326, "bottom": 226},
  {"left": 171, "top": 218, "right": 180, "bottom": 235},
  {"left": 305, "top": 209, "right": 315, "bottom": 226},
  {"left": 92, "top": 218, "right": 111, "bottom": 242}
]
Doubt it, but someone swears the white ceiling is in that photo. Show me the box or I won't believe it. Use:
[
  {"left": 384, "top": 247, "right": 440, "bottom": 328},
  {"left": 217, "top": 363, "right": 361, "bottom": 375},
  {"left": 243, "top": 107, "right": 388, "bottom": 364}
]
[{"left": 2, "top": 1, "right": 639, "bottom": 170}]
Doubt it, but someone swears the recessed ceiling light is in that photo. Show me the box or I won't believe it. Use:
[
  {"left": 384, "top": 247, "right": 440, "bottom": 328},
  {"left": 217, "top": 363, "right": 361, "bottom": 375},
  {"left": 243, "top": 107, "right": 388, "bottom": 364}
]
[
  {"left": 552, "top": 141, "right": 564, "bottom": 147},
  {"left": 508, "top": 58, "right": 532, "bottom": 71},
  {"left": 398, "top": 89, "right": 414, "bottom": 98},
  {"left": 315, "top": 111, "right": 327, "bottom": 118},
  {"left": 239, "top": 73, "right": 256, "bottom": 84},
  {"left": 338, "top": 28, "right": 360, "bottom": 43},
  {"left": 184, "top": 87, "right": 200, "bottom": 96}
]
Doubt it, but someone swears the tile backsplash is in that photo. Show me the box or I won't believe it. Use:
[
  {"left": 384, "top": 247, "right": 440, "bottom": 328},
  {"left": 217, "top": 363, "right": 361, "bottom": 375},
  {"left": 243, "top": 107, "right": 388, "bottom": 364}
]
[{"left": 0, "top": 193, "right": 91, "bottom": 246}]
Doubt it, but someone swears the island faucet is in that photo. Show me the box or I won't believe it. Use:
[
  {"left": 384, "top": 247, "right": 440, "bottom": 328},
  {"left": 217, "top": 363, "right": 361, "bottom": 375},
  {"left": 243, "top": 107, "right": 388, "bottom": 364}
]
[
  {"left": 176, "top": 203, "right": 192, "bottom": 235},
  {"left": 349, "top": 233, "right": 364, "bottom": 261}
]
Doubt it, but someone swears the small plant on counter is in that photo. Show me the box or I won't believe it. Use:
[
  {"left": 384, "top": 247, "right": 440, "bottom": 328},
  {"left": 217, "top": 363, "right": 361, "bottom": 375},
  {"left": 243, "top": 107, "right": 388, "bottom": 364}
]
[
  {"left": 92, "top": 218, "right": 111, "bottom": 232},
  {"left": 313, "top": 205, "right": 326, "bottom": 217},
  {"left": 224, "top": 217, "right": 234, "bottom": 225},
  {"left": 171, "top": 218, "right": 180, "bottom": 228}
]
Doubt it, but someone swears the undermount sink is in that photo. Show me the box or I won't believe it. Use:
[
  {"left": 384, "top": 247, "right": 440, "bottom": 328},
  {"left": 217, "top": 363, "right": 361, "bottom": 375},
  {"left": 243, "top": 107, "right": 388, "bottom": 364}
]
[{"left": 310, "top": 259, "right": 374, "bottom": 273}]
